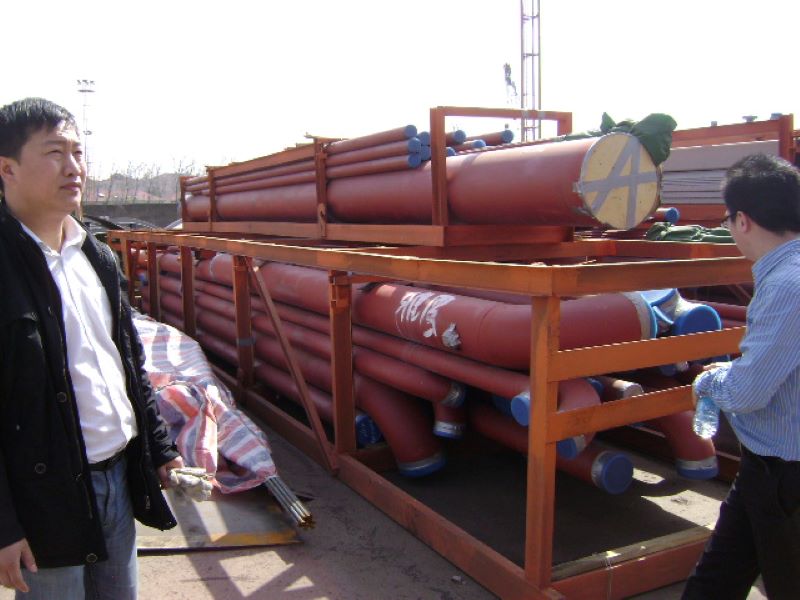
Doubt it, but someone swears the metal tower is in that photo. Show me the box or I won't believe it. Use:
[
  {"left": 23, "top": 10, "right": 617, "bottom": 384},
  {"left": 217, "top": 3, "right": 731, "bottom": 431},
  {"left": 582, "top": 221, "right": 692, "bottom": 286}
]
[
  {"left": 77, "top": 79, "right": 95, "bottom": 202},
  {"left": 520, "top": 0, "right": 541, "bottom": 141}
]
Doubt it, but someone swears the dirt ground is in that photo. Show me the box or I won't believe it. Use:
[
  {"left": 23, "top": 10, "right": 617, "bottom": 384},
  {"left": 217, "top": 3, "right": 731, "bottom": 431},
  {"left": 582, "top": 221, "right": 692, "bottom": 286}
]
[{"left": 1, "top": 422, "right": 769, "bottom": 599}]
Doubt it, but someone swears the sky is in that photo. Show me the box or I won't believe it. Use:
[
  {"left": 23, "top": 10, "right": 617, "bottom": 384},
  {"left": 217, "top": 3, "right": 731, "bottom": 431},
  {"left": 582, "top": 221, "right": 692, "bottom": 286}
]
[{"left": 3, "top": 0, "right": 799, "bottom": 178}]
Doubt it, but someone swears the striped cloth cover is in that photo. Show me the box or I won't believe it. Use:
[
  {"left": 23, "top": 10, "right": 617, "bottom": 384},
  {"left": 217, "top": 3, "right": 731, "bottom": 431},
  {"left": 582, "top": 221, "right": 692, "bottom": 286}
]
[{"left": 133, "top": 312, "right": 277, "bottom": 493}]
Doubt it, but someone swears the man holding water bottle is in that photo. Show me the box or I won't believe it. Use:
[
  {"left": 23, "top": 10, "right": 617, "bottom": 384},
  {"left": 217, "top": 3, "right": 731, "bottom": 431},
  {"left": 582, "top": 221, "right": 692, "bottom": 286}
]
[{"left": 682, "top": 154, "right": 800, "bottom": 599}]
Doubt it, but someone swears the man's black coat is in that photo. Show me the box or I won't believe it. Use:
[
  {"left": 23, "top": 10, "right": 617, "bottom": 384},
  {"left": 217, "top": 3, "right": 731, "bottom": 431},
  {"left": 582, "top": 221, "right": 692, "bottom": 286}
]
[{"left": 0, "top": 201, "right": 178, "bottom": 568}]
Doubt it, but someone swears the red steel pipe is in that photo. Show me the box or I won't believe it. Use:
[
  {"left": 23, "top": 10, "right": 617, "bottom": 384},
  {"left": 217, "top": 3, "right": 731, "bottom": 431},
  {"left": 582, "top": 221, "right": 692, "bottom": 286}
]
[
  {"left": 326, "top": 125, "right": 417, "bottom": 155},
  {"left": 464, "top": 130, "right": 515, "bottom": 146},
  {"left": 185, "top": 159, "right": 315, "bottom": 191},
  {"left": 180, "top": 286, "right": 464, "bottom": 407},
  {"left": 184, "top": 132, "right": 659, "bottom": 229},
  {"left": 632, "top": 370, "right": 719, "bottom": 479},
  {"left": 185, "top": 185, "right": 317, "bottom": 222},
  {"left": 167, "top": 269, "right": 574, "bottom": 402},
  {"left": 174, "top": 301, "right": 446, "bottom": 476},
  {"left": 326, "top": 138, "right": 422, "bottom": 167},
  {"left": 196, "top": 172, "right": 317, "bottom": 196},
  {"left": 468, "top": 402, "right": 633, "bottom": 494},
  {"left": 326, "top": 154, "right": 422, "bottom": 180},
  {"left": 195, "top": 257, "right": 654, "bottom": 370}
]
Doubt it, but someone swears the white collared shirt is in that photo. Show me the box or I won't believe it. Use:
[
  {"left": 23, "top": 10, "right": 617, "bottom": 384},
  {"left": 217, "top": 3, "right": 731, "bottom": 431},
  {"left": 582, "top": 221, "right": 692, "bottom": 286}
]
[{"left": 22, "top": 216, "right": 137, "bottom": 463}]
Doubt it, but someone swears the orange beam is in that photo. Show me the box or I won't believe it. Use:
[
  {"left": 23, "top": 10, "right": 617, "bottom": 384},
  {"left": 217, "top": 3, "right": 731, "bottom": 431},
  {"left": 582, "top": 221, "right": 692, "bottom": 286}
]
[
  {"left": 552, "top": 530, "right": 707, "bottom": 599},
  {"left": 548, "top": 387, "right": 692, "bottom": 441},
  {"left": 550, "top": 328, "right": 746, "bottom": 381},
  {"left": 525, "top": 295, "right": 560, "bottom": 588},
  {"left": 232, "top": 256, "right": 254, "bottom": 389},
  {"left": 328, "top": 271, "right": 356, "bottom": 455},
  {"left": 336, "top": 454, "right": 563, "bottom": 600},
  {"left": 180, "top": 246, "right": 197, "bottom": 338},
  {"left": 146, "top": 242, "right": 160, "bottom": 321}
]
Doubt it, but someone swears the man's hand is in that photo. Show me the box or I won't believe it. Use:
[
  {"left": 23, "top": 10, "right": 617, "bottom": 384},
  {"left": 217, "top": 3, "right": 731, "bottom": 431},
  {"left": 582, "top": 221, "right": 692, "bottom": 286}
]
[
  {"left": 691, "top": 361, "right": 730, "bottom": 408},
  {"left": 157, "top": 456, "right": 185, "bottom": 489},
  {"left": 0, "top": 538, "right": 37, "bottom": 592}
]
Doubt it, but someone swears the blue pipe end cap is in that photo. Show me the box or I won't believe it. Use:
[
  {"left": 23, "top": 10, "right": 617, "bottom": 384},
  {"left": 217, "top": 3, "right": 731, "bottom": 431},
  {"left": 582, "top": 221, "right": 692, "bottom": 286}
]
[
  {"left": 676, "top": 458, "right": 719, "bottom": 480},
  {"left": 446, "top": 146, "right": 457, "bottom": 157},
  {"left": 433, "top": 421, "right": 465, "bottom": 439},
  {"left": 471, "top": 139, "right": 487, "bottom": 149},
  {"left": 419, "top": 145, "right": 432, "bottom": 162},
  {"left": 671, "top": 305, "right": 722, "bottom": 336},
  {"left": 557, "top": 436, "right": 587, "bottom": 459},
  {"left": 586, "top": 377, "right": 604, "bottom": 397},
  {"left": 402, "top": 124, "right": 418, "bottom": 139},
  {"left": 407, "top": 154, "right": 423, "bottom": 168},
  {"left": 355, "top": 414, "right": 384, "bottom": 447},
  {"left": 407, "top": 137, "right": 422, "bottom": 153},
  {"left": 510, "top": 392, "right": 531, "bottom": 426},
  {"left": 500, "top": 129, "right": 514, "bottom": 143},
  {"left": 593, "top": 452, "right": 634, "bottom": 494},
  {"left": 663, "top": 206, "right": 681, "bottom": 223},
  {"left": 451, "top": 129, "right": 467, "bottom": 144},
  {"left": 398, "top": 452, "right": 446, "bottom": 477},
  {"left": 416, "top": 131, "right": 431, "bottom": 145},
  {"left": 490, "top": 395, "right": 514, "bottom": 417}
]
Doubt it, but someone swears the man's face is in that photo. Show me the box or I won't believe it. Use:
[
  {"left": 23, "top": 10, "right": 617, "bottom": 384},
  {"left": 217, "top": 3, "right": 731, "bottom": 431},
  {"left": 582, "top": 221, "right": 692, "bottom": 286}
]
[{"left": 0, "top": 121, "right": 85, "bottom": 220}]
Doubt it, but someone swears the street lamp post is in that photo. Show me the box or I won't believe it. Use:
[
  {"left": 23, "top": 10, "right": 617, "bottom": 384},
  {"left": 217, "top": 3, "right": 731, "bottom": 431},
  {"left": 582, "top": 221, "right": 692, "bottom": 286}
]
[{"left": 77, "top": 79, "right": 95, "bottom": 202}]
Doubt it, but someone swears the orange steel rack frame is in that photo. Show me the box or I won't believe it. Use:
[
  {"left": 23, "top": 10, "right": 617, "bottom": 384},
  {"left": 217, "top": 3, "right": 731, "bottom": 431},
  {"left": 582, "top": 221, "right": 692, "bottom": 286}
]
[
  {"left": 112, "top": 229, "right": 749, "bottom": 600},
  {"left": 178, "top": 107, "right": 574, "bottom": 247},
  {"left": 669, "top": 114, "right": 795, "bottom": 226}
]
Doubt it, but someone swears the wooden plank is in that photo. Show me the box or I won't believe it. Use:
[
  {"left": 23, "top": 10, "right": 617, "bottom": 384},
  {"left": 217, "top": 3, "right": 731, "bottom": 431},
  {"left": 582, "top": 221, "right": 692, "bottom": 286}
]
[
  {"left": 336, "top": 455, "right": 562, "bottom": 600},
  {"left": 549, "top": 328, "right": 745, "bottom": 381}
]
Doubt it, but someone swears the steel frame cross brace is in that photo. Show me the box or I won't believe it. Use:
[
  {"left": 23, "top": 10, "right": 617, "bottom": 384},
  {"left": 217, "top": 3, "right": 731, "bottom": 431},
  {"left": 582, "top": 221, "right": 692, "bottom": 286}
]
[{"left": 246, "top": 257, "right": 339, "bottom": 474}]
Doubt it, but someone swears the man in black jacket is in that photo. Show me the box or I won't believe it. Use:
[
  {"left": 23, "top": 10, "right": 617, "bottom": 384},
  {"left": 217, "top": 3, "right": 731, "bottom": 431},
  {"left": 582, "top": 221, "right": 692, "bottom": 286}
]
[{"left": 0, "top": 98, "right": 183, "bottom": 599}]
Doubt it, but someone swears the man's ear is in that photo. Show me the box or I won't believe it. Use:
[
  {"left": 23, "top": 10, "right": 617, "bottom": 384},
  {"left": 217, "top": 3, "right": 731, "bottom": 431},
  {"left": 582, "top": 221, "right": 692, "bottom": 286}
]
[
  {"left": 738, "top": 211, "right": 754, "bottom": 233},
  {"left": 0, "top": 156, "right": 17, "bottom": 187}
]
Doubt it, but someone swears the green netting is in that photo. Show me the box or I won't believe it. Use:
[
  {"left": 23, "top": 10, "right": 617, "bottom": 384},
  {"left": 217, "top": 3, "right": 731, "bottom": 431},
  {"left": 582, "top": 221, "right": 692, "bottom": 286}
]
[
  {"left": 558, "top": 113, "right": 677, "bottom": 166},
  {"left": 645, "top": 222, "right": 734, "bottom": 243}
]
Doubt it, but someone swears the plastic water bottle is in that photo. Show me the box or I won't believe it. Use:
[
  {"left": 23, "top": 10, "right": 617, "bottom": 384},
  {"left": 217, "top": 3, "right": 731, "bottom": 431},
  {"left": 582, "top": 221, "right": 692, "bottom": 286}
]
[{"left": 692, "top": 396, "right": 720, "bottom": 439}]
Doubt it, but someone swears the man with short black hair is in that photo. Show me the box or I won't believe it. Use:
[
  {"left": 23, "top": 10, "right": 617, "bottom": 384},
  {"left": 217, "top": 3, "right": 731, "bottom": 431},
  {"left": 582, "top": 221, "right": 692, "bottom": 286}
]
[
  {"left": 683, "top": 153, "right": 800, "bottom": 599},
  {"left": 0, "top": 97, "right": 183, "bottom": 599}
]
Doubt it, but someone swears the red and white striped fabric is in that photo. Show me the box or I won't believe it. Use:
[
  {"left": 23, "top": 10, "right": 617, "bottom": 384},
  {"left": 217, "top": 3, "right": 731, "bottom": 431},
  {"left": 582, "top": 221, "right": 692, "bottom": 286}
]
[{"left": 133, "top": 312, "right": 277, "bottom": 493}]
